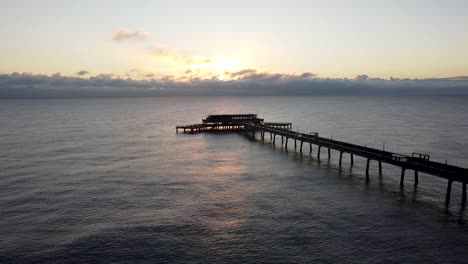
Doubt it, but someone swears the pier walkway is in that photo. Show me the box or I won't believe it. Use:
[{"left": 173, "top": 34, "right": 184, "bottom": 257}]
[{"left": 177, "top": 114, "right": 468, "bottom": 206}]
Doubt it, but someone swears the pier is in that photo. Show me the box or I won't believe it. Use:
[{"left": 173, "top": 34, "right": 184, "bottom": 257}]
[{"left": 177, "top": 114, "right": 468, "bottom": 207}]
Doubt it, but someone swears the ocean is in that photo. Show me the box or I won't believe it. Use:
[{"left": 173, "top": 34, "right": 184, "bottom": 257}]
[{"left": 1, "top": 96, "right": 467, "bottom": 263}]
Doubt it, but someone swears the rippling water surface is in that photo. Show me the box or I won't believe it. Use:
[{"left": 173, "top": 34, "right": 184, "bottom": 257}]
[{"left": 1, "top": 96, "right": 468, "bottom": 263}]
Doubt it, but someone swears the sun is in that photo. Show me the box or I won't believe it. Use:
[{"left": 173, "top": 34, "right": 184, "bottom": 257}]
[
  {"left": 211, "top": 57, "right": 241, "bottom": 80},
  {"left": 187, "top": 56, "right": 242, "bottom": 80}
]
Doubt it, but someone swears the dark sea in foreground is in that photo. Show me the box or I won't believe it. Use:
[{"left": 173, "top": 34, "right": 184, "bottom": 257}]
[{"left": 1, "top": 96, "right": 468, "bottom": 263}]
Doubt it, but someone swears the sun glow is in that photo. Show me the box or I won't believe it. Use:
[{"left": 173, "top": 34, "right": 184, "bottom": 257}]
[
  {"left": 212, "top": 57, "right": 241, "bottom": 76},
  {"left": 188, "top": 57, "right": 241, "bottom": 80}
]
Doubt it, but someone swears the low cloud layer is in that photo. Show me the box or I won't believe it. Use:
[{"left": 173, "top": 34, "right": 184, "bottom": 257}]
[
  {"left": 113, "top": 29, "right": 148, "bottom": 41},
  {"left": 1, "top": 71, "right": 468, "bottom": 98}
]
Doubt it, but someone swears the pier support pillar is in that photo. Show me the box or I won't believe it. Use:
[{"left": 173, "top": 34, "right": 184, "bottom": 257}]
[
  {"left": 273, "top": 134, "right": 276, "bottom": 144},
  {"left": 400, "top": 168, "right": 406, "bottom": 189},
  {"left": 339, "top": 151, "right": 343, "bottom": 167},
  {"left": 300, "top": 141, "right": 304, "bottom": 153},
  {"left": 281, "top": 136, "right": 284, "bottom": 145},
  {"left": 446, "top": 179, "right": 453, "bottom": 206},
  {"left": 285, "top": 138, "right": 289, "bottom": 148},
  {"left": 350, "top": 154, "right": 354, "bottom": 166},
  {"left": 294, "top": 139, "right": 297, "bottom": 149},
  {"left": 378, "top": 161, "right": 382, "bottom": 175},
  {"left": 366, "top": 159, "right": 370, "bottom": 181},
  {"left": 318, "top": 146, "right": 321, "bottom": 160},
  {"left": 328, "top": 148, "right": 331, "bottom": 160},
  {"left": 462, "top": 183, "right": 467, "bottom": 207},
  {"left": 414, "top": 171, "right": 419, "bottom": 187},
  {"left": 309, "top": 143, "right": 312, "bottom": 154}
]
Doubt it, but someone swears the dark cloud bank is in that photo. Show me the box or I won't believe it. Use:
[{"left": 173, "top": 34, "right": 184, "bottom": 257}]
[{"left": 1, "top": 71, "right": 468, "bottom": 99}]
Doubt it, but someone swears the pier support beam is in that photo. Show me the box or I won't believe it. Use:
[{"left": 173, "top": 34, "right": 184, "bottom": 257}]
[
  {"left": 414, "top": 171, "right": 419, "bottom": 187},
  {"left": 462, "top": 183, "right": 466, "bottom": 207},
  {"left": 445, "top": 179, "right": 453, "bottom": 206},
  {"left": 400, "top": 168, "right": 406, "bottom": 189},
  {"left": 339, "top": 151, "right": 343, "bottom": 167},
  {"left": 366, "top": 159, "right": 370, "bottom": 181}
]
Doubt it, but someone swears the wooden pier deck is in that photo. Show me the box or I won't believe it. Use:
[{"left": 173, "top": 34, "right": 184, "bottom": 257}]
[{"left": 177, "top": 114, "right": 468, "bottom": 206}]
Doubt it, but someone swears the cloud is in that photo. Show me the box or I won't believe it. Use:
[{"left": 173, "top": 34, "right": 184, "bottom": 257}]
[
  {"left": 229, "top": 69, "right": 258, "bottom": 79},
  {"left": 113, "top": 29, "right": 148, "bottom": 41},
  {"left": 355, "top": 74, "right": 369, "bottom": 81},
  {"left": 228, "top": 69, "right": 316, "bottom": 81},
  {"left": 1, "top": 72, "right": 467, "bottom": 98},
  {"left": 76, "top": 70, "right": 89, "bottom": 76},
  {"left": 421, "top": 76, "right": 468, "bottom": 81}
]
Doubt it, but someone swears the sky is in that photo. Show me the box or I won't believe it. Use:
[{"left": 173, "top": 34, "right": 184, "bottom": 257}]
[
  {"left": 1, "top": 0, "right": 468, "bottom": 98},
  {"left": 2, "top": 0, "right": 468, "bottom": 78}
]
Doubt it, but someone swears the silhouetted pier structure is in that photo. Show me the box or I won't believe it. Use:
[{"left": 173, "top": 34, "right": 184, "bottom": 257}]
[
  {"left": 176, "top": 114, "right": 264, "bottom": 133},
  {"left": 177, "top": 114, "right": 468, "bottom": 207}
]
